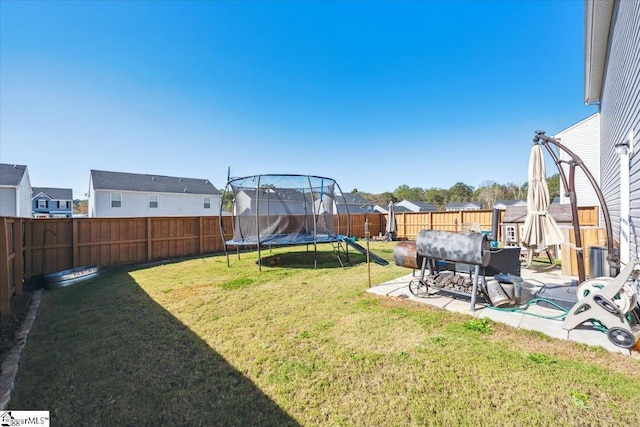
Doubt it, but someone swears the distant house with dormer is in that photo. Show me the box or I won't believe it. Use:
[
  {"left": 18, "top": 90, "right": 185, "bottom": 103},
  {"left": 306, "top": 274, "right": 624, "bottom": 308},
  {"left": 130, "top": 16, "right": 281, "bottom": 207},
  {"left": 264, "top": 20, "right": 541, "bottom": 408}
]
[
  {"left": 0, "top": 163, "right": 32, "bottom": 218},
  {"left": 32, "top": 187, "right": 73, "bottom": 218},
  {"left": 88, "top": 170, "right": 221, "bottom": 217},
  {"left": 395, "top": 200, "right": 437, "bottom": 213},
  {"left": 445, "top": 201, "right": 482, "bottom": 211},
  {"left": 332, "top": 192, "right": 388, "bottom": 214},
  {"left": 492, "top": 200, "right": 527, "bottom": 210}
]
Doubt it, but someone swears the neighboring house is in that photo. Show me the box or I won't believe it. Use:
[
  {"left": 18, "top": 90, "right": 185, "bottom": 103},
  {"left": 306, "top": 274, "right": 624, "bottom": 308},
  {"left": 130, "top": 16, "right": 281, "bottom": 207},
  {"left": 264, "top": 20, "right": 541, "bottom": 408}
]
[
  {"left": 501, "top": 204, "right": 573, "bottom": 246},
  {"left": 554, "top": 113, "right": 601, "bottom": 212},
  {"left": 32, "top": 187, "right": 73, "bottom": 218},
  {"left": 445, "top": 201, "right": 482, "bottom": 211},
  {"left": 235, "top": 188, "right": 313, "bottom": 216},
  {"left": 395, "top": 200, "right": 437, "bottom": 213},
  {"left": 492, "top": 200, "right": 526, "bottom": 210},
  {"left": 584, "top": 0, "right": 640, "bottom": 264},
  {"left": 88, "top": 170, "right": 221, "bottom": 217},
  {"left": 0, "top": 163, "right": 32, "bottom": 218},
  {"left": 334, "top": 192, "right": 383, "bottom": 214}
]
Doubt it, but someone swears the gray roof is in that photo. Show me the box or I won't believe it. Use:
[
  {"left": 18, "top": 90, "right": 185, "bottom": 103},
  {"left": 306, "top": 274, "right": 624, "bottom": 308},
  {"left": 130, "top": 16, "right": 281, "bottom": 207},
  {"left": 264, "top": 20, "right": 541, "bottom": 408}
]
[
  {"left": 394, "top": 205, "right": 413, "bottom": 213},
  {"left": 446, "top": 201, "right": 481, "bottom": 208},
  {"left": 0, "top": 163, "right": 27, "bottom": 186},
  {"left": 91, "top": 170, "right": 220, "bottom": 195},
  {"left": 502, "top": 204, "right": 573, "bottom": 223},
  {"left": 339, "top": 192, "right": 369, "bottom": 205},
  {"left": 405, "top": 200, "right": 437, "bottom": 211},
  {"left": 494, "top": 200, "right": 519, "bottom": 206},
  {"left": 32, "top": 187, "right": 73, "bottom": 200}
]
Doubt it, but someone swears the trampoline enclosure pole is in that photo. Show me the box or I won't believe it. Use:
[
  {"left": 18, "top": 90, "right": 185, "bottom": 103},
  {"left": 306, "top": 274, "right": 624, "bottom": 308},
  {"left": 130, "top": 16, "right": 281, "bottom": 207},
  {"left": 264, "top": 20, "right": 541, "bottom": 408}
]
[{"left": 256, "top": 175, "right": 262, "bottom": 271}]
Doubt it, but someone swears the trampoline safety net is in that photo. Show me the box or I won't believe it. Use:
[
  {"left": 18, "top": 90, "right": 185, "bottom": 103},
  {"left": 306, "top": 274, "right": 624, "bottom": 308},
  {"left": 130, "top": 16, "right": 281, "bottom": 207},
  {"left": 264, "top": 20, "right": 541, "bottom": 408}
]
[{"left": 223, "top": 174, "right": 348, "bottom": 246}]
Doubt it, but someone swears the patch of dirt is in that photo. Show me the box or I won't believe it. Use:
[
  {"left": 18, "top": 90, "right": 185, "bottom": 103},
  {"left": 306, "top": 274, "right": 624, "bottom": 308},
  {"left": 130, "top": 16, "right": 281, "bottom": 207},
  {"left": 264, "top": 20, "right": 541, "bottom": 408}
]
[{"left": 0, "top": 290, "right": 35, "bottom": 372}]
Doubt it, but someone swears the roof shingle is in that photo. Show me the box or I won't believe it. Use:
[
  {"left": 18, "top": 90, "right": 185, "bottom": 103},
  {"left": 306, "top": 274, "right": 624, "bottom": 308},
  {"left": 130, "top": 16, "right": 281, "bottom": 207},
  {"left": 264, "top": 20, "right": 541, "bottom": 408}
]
[{"left": 91, "top": 170, "right": 220, "bottom": 195}]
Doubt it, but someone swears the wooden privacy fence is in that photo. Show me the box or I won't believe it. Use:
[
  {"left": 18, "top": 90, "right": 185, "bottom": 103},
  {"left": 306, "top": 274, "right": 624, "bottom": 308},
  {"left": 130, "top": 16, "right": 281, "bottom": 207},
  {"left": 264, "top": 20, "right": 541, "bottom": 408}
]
[
  {"left": 0, "top": 214, "right": 384, "bottom": 315},
  {"left": 0, "top": 207, "right": 599, "bottom": 315},
  {"left": 560, "top": 227, "right": 608, "bottom": 278},
  {"left": 393, "top": 206, "right": 599, "bottom": 241}
]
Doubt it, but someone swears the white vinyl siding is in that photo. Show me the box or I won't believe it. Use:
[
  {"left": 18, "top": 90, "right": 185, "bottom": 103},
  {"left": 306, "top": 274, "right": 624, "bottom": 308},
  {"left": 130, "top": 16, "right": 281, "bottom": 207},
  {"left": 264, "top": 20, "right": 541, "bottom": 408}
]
[
  {"left": 91, "top": 190, "right": 221, "bottom": 217},
  {"left": 0, "top": 188, "right": 17, "bottom": 216},
  {"left": 598, "top": 1, "right": 640, "bottom": 261},
  {"left": 555, "top": 113, "right": 601, "bottom": 210}
]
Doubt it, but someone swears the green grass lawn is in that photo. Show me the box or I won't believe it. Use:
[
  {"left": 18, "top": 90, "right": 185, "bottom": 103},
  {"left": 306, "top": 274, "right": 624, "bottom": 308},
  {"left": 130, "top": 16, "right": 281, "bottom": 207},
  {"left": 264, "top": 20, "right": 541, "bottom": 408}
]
[{"left": 9, "top": 242, "right": 640, "bottom": 425}]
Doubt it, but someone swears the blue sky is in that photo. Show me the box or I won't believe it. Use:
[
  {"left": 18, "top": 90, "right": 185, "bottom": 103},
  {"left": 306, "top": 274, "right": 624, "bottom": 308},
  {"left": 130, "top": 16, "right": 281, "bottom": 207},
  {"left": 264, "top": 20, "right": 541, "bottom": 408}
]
[{"left": 0, "top": 0, "right": 596, "bottom": 199}]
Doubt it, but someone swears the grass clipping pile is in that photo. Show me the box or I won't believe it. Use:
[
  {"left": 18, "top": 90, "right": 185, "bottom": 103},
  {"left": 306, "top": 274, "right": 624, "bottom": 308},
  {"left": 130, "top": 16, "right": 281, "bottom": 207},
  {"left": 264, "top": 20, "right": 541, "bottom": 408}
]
[{"left": 0, "top": 291, "right": 34, "bottom": 373}]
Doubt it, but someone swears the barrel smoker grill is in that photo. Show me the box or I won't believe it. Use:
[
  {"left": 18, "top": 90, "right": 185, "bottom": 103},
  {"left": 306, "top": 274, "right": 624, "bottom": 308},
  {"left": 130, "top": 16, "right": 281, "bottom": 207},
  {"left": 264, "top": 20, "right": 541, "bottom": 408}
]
[{"left": 394, "top": 230, "right": 495, "bottom": 311}]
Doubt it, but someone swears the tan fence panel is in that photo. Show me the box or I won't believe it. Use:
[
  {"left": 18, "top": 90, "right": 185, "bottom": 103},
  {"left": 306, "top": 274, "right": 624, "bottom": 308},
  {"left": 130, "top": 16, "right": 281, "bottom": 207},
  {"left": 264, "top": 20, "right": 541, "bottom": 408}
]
[
  {"left": 396, "top": 210, "right": 496, "bottom": 240},
  {"left": 150, "top": 217, "right": 200, "bottom": 261},
  {"left": 577, "top": 206, "right": 599, "bottom": 226},
  {"left": 75, "top": 218, "right": 148, "bottom": 268},
  {"left": 1, "top": 218, "right": 16, "bottom": 315},
  {"left": 26, "top": 218, "right": 73, "bottom": 277},
  {"left": 335, "top": 213, "right": 382, "bottom": 238},
  {"left": 560, "top": 227, "right": 607, "bottom": 277},
  {"left": 460, "top": 211, "right": 493, "bottom": 231}
]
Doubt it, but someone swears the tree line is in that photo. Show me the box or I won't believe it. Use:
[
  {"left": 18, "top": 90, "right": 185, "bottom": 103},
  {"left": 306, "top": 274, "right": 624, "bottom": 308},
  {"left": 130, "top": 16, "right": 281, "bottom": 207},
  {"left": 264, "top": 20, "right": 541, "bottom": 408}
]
[
  {"left": 72, "top": 174, "right": 560, "bottom": 213},
  {"left": 353, "top": 174, "right": 560, "bottom": 210}
]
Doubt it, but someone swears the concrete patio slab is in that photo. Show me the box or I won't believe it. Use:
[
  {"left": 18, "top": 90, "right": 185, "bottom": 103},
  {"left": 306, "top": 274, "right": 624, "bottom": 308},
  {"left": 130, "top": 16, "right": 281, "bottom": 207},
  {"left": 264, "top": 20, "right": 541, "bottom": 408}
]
[{"left": 366, "top": 266, "right": 638, "bottom": 356}]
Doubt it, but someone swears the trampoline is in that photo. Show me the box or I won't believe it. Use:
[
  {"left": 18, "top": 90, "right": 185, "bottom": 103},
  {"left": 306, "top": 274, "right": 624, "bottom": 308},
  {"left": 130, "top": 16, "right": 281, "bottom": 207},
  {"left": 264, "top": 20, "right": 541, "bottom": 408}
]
[{"left": 220, "top": 174, "right": 351, "bottom": 269}]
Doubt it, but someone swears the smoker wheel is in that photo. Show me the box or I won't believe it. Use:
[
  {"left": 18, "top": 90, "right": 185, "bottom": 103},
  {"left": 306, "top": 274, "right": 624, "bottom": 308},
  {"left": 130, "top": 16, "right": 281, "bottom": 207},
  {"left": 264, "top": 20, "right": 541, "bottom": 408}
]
[{"left": 409, "top": 279, "right": 429, "bottom": 298}]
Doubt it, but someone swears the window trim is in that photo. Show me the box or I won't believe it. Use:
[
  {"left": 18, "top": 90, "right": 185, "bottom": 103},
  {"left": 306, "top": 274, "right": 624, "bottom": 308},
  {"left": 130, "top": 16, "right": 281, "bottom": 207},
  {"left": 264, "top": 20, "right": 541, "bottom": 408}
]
[
  {"left": 37, "top": 199, "right": 47, "bottom": 209},
  {"left": 149, "top": 194, "right": 158, "bottom": 209},
  {"left": 204, "top": 196, "right": 211, "bottom": 209},
  {"left": 111, "top": 192, "right": 122, "bottom": 208}
]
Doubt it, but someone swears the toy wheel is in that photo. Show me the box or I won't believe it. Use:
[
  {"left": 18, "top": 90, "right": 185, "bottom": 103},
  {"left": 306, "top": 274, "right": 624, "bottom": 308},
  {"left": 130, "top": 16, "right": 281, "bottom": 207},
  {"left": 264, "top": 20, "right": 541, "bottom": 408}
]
[
  {"left": 607, "top": 327, "right": 637, "bottom": 349},
  {"left": 409, "top": 279, "right": 429, "bottom": 298}
]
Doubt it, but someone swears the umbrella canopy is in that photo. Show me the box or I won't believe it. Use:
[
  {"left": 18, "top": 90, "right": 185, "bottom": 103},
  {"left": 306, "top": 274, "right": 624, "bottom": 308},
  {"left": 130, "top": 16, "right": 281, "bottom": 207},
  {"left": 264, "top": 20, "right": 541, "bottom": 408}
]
[
  {"left": 385, "top": 201, "right": 397, "bottom": 240},
  {"left": 521, "top": 145, "right": 564, "bottom": 250}
]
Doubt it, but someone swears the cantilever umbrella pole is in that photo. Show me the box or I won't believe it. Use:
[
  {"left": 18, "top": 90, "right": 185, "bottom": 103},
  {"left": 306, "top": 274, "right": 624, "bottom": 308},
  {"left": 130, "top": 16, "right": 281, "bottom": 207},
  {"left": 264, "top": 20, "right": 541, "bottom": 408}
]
[{"left": 534, "top": 131, "right": 618, "bottom": 280}]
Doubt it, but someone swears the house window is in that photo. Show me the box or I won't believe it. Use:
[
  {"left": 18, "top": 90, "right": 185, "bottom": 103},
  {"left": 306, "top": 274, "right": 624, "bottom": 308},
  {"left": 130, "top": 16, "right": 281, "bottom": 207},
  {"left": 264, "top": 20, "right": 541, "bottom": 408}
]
[
  {"left": 111, "top": 193, "right": 122, "bottom": 208},
  {"left": 59, "top": 201, "right": 69, "bottom": 209},
  {"left": 505, "top": 225, "right": 517, "bottom": 242},
  {"left": 204, "top": 196, "right": 211, "bottom": 209},
  {"left": 149, "top": 194, "right": 158, "bottom": 208},
  {"left": 37, "top": 200, "right": 47, "bottom": 209}
]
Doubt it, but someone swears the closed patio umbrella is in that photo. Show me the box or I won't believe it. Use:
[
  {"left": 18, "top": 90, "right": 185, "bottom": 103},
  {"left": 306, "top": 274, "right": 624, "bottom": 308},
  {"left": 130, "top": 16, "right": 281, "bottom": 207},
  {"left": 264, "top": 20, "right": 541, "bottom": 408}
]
[
  {"left": 521, "top": 145, "right": 564, "bottom": 257},
  {"left": 385, "top": 201, "right": 397, "bottom": 241}
]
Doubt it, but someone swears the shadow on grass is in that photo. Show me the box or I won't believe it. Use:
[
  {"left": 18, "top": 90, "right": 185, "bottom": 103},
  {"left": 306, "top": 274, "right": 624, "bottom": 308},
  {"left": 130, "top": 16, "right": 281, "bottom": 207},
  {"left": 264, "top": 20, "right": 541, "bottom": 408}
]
[
  {"left": 9, "top": 267, "right": 299, "bottom": 426},
  {"left": 256, "top": 249, "right": 368, "bottom": 269}
]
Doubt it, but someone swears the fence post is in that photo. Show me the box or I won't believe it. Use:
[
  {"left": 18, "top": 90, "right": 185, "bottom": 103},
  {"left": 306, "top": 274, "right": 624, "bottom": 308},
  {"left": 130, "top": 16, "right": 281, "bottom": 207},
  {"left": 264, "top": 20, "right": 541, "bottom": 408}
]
[
  {"left": 199, "top": 216, "right": 204, "bottom": 255},
  {"left": 72, "top": 218, "right": 80, "bottom": 268},
  {"left": 14, "top": 219, "right": 23, "bottom": 296},
  {"left": 402, "top": 213, "right": 407, "bottom": 239},
  {"left": 147, "top": 217, "right": 152, "bottom": 262},
  {"left": 0, "top": 218, "right": 10, "bottom": 316},
  {"left": 23, "top": 218, "right": 32, "bottom": 280}
]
